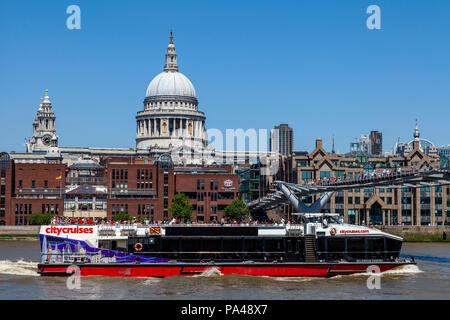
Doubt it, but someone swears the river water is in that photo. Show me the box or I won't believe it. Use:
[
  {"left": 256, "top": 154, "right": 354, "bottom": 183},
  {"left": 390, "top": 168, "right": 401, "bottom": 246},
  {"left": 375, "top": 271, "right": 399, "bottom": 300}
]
[{"left": 0, "top": 240, "right": 448, "bottom": 300}]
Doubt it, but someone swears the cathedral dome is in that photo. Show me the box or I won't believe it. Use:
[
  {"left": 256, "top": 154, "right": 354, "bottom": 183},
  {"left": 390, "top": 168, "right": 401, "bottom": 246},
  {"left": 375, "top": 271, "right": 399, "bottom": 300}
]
[{"left": 145, "top": 71, "right": 196, "bottom": 98}]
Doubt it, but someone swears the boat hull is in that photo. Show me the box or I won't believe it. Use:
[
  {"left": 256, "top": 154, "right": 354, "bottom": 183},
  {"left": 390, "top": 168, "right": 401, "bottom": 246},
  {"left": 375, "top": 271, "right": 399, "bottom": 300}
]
[{"left": 37, "top": 261, "right": 414, "bottom": 277}]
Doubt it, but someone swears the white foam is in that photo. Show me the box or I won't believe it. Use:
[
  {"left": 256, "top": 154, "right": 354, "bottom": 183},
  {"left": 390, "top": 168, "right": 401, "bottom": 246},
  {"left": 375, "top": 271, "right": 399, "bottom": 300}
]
[
  {"left": 193, "top": 267, "right": 223, "bottom": 277},
  {"left": 0, "top": 259, "right": 39, "bottom": 277},
  {"left": 344, "top": 264, "right": 423, "bottom": 278},
  {"left": 381, "top": 264, "right": 423, "bottom": 275},
  {"left": 142, "top": 277, "right": 162, "bottom": 285},
  {"left": 269, "top": 276, "right": 323, "bottom": 282}
]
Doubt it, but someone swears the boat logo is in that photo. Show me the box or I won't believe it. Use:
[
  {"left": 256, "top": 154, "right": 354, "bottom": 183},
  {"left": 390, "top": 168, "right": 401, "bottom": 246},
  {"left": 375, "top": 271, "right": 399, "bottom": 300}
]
[
  {"left": 45, "top": 226, "right": 94, "bottom": 236},
  {"left": 330, "top": 227, "right": 337, "bottom": 236}
]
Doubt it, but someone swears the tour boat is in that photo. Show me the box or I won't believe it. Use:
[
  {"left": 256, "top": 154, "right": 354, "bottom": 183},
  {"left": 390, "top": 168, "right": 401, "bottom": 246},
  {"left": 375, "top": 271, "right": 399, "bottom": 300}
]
[{"left": 37, "top": 214, "right": 415, "bottom": 277}]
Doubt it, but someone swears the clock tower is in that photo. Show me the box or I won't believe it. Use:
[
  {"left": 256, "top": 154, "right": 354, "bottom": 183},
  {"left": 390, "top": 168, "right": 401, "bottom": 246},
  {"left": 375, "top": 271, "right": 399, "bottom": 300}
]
[{"left": 26, "top": 89, "right": 58, "bottom": 153}]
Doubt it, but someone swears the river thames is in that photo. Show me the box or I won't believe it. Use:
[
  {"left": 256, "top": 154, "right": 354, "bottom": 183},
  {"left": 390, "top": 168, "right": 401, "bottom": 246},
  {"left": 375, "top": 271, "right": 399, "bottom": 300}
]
[{"left": 0, "top": 240, "right": 448, "bottom": 300}]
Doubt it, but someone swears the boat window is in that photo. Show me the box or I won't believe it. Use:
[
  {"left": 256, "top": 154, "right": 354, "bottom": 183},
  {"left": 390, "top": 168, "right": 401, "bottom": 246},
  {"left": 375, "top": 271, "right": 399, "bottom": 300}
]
[
  {"left": 223, "top": 238, "right": 243, "bottom": 252},
  {"left": 367, "top": 238, "right": 384, "bottom": 252},
  {"left": 202, "top": 239, "right": 222, "bottom": 252},
  {"left": 327, "top": 216, "right": 342, "bottom": 224},
  {"left": 347, "top": 237, "right": 365, "bottom": 258},
  {"left": 327, "top": 238, "right": 345, "bottom": 253},
  {"left": 181, "top": 239, "right": 200, "bottom": 252},
  {"left": 306, "top": 216, "right": 322, "bottom": 223},
  {"left": 265, "top": 238, "right": 283, "bottom": 252},
  {"left": 385, "top": 238, "right": 401, "bottom": 254},
  {"left": 162, "top": 239, "right": 179, "bottom": 252},
  {"left": 244, "top": 238, "right": 263, "bottom": 252},
  {"left": 287, "top": 240, "right": 293, "bottom": 253}
]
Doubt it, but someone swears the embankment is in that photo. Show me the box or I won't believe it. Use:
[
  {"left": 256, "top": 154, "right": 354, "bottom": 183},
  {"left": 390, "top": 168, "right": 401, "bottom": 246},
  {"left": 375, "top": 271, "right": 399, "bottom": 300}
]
[
  {"left": 378, "top": 226, "right": 450, "bottom": 242},
  {"left": 0, "top": 226, "right": 40, "bottom": 240}
]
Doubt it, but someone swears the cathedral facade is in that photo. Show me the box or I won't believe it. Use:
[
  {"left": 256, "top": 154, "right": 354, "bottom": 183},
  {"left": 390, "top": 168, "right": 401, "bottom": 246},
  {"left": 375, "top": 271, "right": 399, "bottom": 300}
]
[
  {"left": 23, "top": 33, "right": 207, "bottom": 163},
  {"left": 136, "top": 32, "right": 207, "bottom": 152}
]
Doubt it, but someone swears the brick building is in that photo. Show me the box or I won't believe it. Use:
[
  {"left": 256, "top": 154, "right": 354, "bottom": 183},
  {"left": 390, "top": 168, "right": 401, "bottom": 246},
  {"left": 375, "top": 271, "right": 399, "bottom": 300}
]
[
  {"left": 277, "top": 137, "right": 449, "bottom": 226},
  {"left": 0, "top": 153, "right": 239, "bottom": 225},
  {"left": 0, "top": 151, "right": 66, "bottom": 225}
]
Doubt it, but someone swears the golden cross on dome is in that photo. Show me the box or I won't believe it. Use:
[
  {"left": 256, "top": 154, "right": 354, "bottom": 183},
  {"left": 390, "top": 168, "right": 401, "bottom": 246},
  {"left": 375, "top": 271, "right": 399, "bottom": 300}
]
[{"left": 170, "top": 30, "right": 173, "bottom": 44}]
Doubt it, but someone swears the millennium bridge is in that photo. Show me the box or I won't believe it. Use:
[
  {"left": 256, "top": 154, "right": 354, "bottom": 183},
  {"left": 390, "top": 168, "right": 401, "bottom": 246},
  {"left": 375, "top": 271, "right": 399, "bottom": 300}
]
[{"left": 248, "top": 167, "right": 450, "bottom": 214}]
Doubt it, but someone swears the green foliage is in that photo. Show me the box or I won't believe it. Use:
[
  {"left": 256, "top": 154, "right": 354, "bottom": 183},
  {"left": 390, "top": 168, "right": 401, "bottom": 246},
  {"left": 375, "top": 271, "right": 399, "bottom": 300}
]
[
  {"left": 403, "top": 234, "right": 450, "bottom": 242},
  {"left": 28, "top": 213, "right": 53, "bottom": 225},
  {"left": 168, "top": 193, "right": 193, "bottom": 220},
  {"left": 224, "top": 199, "right": 249, "bottom": 222},
  {"left": 136, "top": 216, "right": 147, "bottom": 223},
  {"left": 113, "top": 212, "right": 132, "bottom": 222}
]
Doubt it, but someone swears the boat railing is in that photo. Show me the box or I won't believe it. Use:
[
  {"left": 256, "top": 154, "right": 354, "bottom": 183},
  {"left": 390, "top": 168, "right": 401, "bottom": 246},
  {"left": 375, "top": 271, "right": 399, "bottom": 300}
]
[{"left": 40, "top": 252, "right": 117, "bottom": 264}]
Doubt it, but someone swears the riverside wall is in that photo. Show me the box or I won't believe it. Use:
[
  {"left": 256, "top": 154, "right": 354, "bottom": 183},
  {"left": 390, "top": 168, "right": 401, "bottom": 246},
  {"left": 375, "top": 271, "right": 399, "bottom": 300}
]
[
  {"left": 0, "top": 226, "right": 41, "bottom": 236},
  {"left": 378, "top": 226, "right": 450, "bottom": 238}
]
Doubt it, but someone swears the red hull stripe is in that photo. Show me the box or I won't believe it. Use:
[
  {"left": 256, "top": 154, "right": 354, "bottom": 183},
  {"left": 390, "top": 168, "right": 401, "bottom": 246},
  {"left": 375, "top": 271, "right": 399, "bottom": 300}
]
[{"left": 38, "top": 263, "right": 413, "bottom": 277}]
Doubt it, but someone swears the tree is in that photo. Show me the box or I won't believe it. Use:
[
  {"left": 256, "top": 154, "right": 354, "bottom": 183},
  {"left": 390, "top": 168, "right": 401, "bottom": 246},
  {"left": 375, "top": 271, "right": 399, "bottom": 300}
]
[
  {"left": 28, "top": 213, "right": 53, "bottom": 225},
  {"left": 168, "top": 193, "right": 193, "bottom": 221},
  {"left": 224, "top": 199, "right": 249, "bottom": 222},
  {"left": 113, "top": 212, "right": 131, "bottom": 222}
]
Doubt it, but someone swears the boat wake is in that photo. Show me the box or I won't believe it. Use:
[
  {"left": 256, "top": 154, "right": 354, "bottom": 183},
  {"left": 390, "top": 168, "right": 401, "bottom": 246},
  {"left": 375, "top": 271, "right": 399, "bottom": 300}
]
[
  {"left": 268, "top": 276, "right": 323, "bottom": 283},
  {"left": 381, "top": 264, "right": 423, "bottom": 275},
  {"left": 193, "top": 267, "right": 223, "bottom": 277},
  {"left": 0, "top": 259, "right": 39, "bottom": 277},
  {"left": 341, "top": 264, "right": 423, "bottom": 278}
]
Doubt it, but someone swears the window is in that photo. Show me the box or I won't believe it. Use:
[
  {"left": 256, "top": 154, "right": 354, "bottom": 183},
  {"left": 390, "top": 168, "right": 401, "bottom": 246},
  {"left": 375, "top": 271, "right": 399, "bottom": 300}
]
[
  {"left": 31, "top": 180, "right": 35, "bottom": 188},
  {"left": 327, "top": 238, "right": 345, "bottom": 253},
  {"left": 348, "top": 197, "right": 353, "bottom": 204},
  {"left": 301, "top": 171, "right": 312, "bottom": 179},
  {"left": 296, "top": 160, "right": 307, "bottom": 167},
  {"left": 347, "top": 238, "right": 365, "bottom": 259},
  {"left": 44, "top": 180, "right": 48, "bottom": 188},
  {"left": 320, "top": 171, "right": 331, "bottom": 178}
]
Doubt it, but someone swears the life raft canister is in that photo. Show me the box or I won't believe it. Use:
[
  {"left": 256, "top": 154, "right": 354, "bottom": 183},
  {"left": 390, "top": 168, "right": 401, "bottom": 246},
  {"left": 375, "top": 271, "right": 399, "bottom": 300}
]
[
  {"left": 134, "top": 242, "right": 143, "bottom": 251},
  {"left": 330, "top": 227, "right": 337, "bottom": 236}
]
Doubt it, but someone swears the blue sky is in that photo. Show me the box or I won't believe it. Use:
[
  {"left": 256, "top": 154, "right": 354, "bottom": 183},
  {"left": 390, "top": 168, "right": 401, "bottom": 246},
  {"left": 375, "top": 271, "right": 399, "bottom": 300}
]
[{"left": 1, "top": 0, "right": 449, "bottom": 154}]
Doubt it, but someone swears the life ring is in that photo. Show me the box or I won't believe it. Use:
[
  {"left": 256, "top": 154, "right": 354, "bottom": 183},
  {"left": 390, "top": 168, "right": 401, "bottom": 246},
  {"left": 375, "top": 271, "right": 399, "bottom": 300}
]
[
  {"left": 330, "top": 228, "right": 337, "bottom": 236},
  {"left": 134, "top": 243, "right": 143, "bottom": 252}
]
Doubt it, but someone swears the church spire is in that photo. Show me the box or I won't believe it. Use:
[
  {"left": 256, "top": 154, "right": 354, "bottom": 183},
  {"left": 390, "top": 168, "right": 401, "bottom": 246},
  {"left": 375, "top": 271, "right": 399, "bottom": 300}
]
[
  {"left": 414, "top": 118, "right": 420, "bottom": 139},
  {"left": 164, "top": 30, "right": 179, "bottom": 72},
  {"left": 331, "top": 135, "right": 336, "bottom": 154}
]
